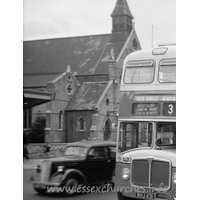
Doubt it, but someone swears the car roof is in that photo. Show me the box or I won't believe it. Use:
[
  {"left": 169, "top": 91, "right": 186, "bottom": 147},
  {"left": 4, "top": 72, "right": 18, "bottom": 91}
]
[{"left": 66, "top": 140, "right": 116, "bottom": 148}]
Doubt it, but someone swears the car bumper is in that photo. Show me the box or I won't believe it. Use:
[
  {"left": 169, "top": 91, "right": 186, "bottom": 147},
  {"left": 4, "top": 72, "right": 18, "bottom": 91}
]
[{"left": 32, "top": 181, "right": 61, "bottom": 188}]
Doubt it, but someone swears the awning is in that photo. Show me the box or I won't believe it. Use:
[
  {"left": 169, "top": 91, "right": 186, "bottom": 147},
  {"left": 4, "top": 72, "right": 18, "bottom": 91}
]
[{"left": 23, "top": 89, "right": 55, "bottom": 110}]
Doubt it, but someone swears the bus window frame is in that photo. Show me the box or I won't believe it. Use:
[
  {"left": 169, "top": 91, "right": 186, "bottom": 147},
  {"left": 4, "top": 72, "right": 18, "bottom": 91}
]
[
  {"left": 118, "top": 121, "right": 153, "bottom": 154},
  {"left": 123, "top": 59, "right": 155, "bottom": 84},
  {"left": 158, "top": 58, "right": 176, "bottom": 83},
  {"left": 155, "top": 121, "right": 176, "bottom": 146}
]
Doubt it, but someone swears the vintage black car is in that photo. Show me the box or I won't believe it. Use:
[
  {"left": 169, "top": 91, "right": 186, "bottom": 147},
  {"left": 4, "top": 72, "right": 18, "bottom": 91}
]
[{"left": 31, "top": 141, "right": 116, "bottom": 195}]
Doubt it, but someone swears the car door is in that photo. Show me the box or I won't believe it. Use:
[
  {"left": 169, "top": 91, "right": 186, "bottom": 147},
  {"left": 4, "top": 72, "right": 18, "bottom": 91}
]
[
  {"left": 107, "top": 146, "right": 116, "bottom": 179},
  {"left": 83, "top": 146, "right": 111, "bottom": 183}
]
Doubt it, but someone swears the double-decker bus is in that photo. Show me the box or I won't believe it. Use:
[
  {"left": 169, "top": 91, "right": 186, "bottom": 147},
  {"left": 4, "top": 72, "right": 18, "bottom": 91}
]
[{"left": 116, "top": 45, "right": 176, "bottom": 200}]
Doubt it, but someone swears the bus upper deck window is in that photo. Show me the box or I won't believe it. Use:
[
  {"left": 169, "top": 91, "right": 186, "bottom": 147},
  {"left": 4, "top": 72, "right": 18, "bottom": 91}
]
[
  {"left": 124, "top": 60, "right": 155, "bottom": 84},
  {"left": 158, "top": 59, "right": 176, "bottom": 83}
]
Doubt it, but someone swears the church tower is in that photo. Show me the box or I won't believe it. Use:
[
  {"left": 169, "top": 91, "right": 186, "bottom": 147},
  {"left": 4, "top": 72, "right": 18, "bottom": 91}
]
[{"left": 110, "top": 0, "right": 134, "bottom": 42}]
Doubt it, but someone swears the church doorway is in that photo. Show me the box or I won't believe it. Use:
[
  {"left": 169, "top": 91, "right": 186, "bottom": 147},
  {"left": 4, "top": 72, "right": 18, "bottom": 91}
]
[{"left": 104, "top": 118, "right": 111, "bottom": 140}]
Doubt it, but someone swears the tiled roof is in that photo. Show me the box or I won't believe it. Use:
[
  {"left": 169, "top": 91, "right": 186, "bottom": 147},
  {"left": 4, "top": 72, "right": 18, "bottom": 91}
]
[
  {"left": 92, "top": 42, "right": 124, "bottom": 74},
  {"left": 23, "top": 34, "right": 126, "bottom": 87},
  {"left": 24, "top": 34, "right": 111, "bottom": 76},
  {"left": 66, "top": 82, "right": 108, "bottom": 111},
  {"left": 23, "top": 74, "right": 60, "bottom": 87}
]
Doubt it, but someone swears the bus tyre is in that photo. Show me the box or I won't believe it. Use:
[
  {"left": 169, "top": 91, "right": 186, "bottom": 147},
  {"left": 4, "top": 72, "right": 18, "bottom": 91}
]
[
  {"left": 64, "top": 177, "right": 78, "bottom": 196},
  {"left": 117, "top": 192, "right": 137, "bottom": 200}
]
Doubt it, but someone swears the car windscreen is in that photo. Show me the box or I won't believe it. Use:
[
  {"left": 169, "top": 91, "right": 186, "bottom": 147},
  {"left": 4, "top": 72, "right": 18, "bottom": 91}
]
[{"left": 63, "top": 146, "right": 88, "bottom": 157}]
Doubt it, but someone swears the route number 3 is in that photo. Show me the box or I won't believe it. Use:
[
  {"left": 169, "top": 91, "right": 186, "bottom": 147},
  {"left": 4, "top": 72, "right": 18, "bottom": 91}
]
[
  {"left": 163, "top": 103, "right": 176, "bottom": 116},
  {"left": 168, "top": 104, "right": 173, "bottom": 114}
]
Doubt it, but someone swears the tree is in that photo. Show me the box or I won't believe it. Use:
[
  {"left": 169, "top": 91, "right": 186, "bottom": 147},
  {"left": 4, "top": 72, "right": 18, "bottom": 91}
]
[{"left": 28, "top": 115, "right": 46, "bottom": 143}]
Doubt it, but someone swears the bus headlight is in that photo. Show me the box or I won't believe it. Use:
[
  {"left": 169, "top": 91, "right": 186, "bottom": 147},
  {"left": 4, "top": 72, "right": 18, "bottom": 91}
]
[
  {"left": 122, "top": 168, "right": 130, "bottom": 180},
  {"left": 172, "top": 173, "right": 176, "bottom": 184}
]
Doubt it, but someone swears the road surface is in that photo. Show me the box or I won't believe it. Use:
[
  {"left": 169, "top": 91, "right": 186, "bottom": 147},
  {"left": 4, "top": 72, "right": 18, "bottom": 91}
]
[{"left": 23, "top": 170, "right": 118, "bottom": 200}]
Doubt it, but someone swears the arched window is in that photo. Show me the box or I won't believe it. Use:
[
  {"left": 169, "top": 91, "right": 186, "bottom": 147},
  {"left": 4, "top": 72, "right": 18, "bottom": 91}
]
[
  {"left": 59, "top": 110, "right": 63, "bottom": 129},
  {"left": 104, "top": 118, "right": 111, "bottom": 140},
  {"left": 79, "top": 118, "right": 84, "bottom": 131}
]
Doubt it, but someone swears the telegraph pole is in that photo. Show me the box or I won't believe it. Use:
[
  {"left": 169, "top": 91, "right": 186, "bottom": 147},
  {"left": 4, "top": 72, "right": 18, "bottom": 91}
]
[{"left": 152, "top": 25, "right": 154, "bottom": 48}]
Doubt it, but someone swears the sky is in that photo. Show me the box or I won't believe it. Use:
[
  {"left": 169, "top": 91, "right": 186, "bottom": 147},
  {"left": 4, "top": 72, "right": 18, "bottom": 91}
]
[{"left": 23, "top": 0, "right": 176, "bottom": 49}]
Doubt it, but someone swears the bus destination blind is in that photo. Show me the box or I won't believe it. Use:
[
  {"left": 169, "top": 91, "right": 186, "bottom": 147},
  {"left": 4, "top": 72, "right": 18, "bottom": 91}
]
[{"left": 133, "top": 103, "right": 160, "bottom": 116}]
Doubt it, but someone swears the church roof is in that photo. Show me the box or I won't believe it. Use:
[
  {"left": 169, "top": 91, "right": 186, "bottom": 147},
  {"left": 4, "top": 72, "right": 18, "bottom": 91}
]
[
  {"left": 23, "top": 74, "right": 60, "bottom": 87},
  {"left": 66, "top": 82, "right": 108, "bottom": 111},
  {"left": 23, "top": 34, "right": 125, "bottom": 87},
  {"left": 111, "top": 0, "right": 133, "bottom": 18},
  {"left": 24, "top": 34, "right": 110, "bottom": 76}
]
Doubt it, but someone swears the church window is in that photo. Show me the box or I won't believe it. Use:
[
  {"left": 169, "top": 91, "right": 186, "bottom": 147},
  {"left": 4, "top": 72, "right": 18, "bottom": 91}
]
[
  {"left": 132, "top": 38, "right": 138, "bottom": 49},
  {"left": 59, "top": 110, "right": 63, "bottom": 129},
  {"left": 79, "top": 118, "right": 84, "bottom": 131},
  {"left": 106, "top": 98, "right": 110, "bottom": 106},
  {"left": 67, "top": 84, "right": 73, "bottom": 94}
]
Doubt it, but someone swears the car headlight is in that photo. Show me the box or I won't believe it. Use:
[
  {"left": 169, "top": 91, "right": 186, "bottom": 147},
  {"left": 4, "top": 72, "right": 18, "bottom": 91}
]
[
  {"left": 57, "top": 166, "right": 64, "bottom": 172},
  {"left": 33, "top": 164, "right": 41, "bottom": 172},
  {"left": 172, "top": 173, "right": 176, "bottom": 184},
  {"left": 122, "top": 168, "right": 130, "bottom": 180}
]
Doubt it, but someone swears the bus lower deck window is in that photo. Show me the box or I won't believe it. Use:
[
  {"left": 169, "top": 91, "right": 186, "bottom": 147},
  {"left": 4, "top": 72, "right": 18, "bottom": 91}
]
[{"left": 118, "top": 122, "right": 152, "bottom": 153}]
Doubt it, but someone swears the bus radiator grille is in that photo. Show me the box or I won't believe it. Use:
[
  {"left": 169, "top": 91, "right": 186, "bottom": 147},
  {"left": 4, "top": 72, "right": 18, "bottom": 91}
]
[{"left": 131, "top": 159, "right": 170, "bottom": 190}]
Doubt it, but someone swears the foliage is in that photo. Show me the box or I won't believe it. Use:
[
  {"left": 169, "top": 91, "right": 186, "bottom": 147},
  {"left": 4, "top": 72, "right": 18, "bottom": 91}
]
[{"left": 28, "top": 115, "right": 46, "bottom": 143}]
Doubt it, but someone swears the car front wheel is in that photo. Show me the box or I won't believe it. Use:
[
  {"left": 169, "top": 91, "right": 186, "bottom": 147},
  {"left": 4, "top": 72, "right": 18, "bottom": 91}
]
[
  {"left": 33, "top": 187, "right": 46, "bottom": 194},
  {"left": 64, "top": 177, "right": 79, "bottom": 196}
]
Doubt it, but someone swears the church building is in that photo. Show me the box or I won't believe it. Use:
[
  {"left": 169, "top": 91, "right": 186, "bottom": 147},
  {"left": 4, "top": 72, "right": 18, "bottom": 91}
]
[{"left": 23, "top": 0, "right": 141, "bottom": 142}]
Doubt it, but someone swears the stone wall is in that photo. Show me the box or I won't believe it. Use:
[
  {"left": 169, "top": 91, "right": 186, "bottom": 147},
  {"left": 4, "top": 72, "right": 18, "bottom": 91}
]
[
  {"left": 65, "top": 110, "right": 96, "bottom": 142},
  {"left": 28, "top": 71, "right": 81, "bottom": 143},
  {"left": 45, "top": 130, "right": 66, "bottom": 143},
  {"left": 27, "top": 143, "right": 67, "bottom": 159}
]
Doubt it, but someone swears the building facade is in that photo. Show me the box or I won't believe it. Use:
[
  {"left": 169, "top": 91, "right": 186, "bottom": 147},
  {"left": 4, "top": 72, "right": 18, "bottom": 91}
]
[{"left": 23, "top": 0, "right": 141, "bottom": 143}]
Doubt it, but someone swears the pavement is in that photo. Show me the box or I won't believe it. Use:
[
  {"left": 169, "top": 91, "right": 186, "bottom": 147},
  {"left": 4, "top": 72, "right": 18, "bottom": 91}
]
[{"left": 23, "top": 159, "right": 44, "bottom": 170}]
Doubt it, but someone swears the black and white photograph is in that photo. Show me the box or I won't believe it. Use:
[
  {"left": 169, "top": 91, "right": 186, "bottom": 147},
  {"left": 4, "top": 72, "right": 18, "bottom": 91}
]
[{"left": 22, "top": 0, "right": 178, "bottom": 200}]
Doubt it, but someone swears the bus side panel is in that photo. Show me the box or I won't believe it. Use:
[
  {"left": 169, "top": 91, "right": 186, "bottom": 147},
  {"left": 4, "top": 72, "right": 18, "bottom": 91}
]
[{"left": 119, "top": 92, "right": 133, "bottom": 119}]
